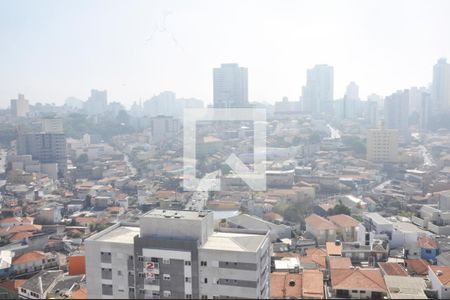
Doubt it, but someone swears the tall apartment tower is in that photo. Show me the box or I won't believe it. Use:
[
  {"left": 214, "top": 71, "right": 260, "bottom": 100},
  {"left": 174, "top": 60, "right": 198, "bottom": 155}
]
[
  {"left": 366, "top": 123, "right": 399, "bottom": 163},
  {"left": 432, "top": 58, "right": 450, "bottom": 113},
  {"left": 213, "top": 63, "right": 249, "bottom": 108},
  {"left": 84, "top": 89, "right": 108, "bottom": 115},
  {"left": 86, "top": 210, "right": 270, "bottom": 299},
  {"left": 10, "top": 94, "right": 29, "bottom": 117},
  {"left": 16, "top": 132, "right": 67, "bottom": 175},
  {"left": 342, "top": 81, "right": 360, "bottom": 120},
  {"left": 301, "top": 64, "right": 334, "bottom": 115},
  {"left": 384, "top": 90, "right": 410, "bottom": 140}
]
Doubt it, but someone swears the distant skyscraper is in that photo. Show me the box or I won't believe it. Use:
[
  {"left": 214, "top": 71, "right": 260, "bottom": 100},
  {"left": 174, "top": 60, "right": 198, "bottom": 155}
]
[
  {"left": 10, "top": 94, "right": 29, "bottom": 117},
  {"left": 213, "top": 63, "right": 248, "bottom": 108},
  {"left": 364, "top": 101, "right": 378, "bottom": 129},
  {"left": 84, "top": 89, "right": 108, "bottom": 115},
  {"left": 432, "top": 58, "right": 450, "bottom": 113},
  {"left": 144, "top": 91, "right": 177, "bottom": 117},
  {"left": 342, "top": 82, "right": 359, "bottom": 120},
  {"left": 301, "top": 64, "right": 334, "bottom": 115},
  {"left": 384, "top": 90, "right": 410, "bottom": 140}
]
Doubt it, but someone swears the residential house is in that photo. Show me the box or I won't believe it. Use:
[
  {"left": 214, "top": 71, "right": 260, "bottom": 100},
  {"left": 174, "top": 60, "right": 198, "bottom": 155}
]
[
  {"left": 12, "top": 251, "right": 58, "bottom": 275},
  {"left": 305, "top": 214, "right": 337, "bottom": 245},
  {"left": 378, "top": 262, "right": 408, "bottom": 276},
  {"left": 329, "top": 268, "right": 387, "bottom": 299},
  {"left": 383, "top": 275, "right": 428, "bottom": 299},
  {"left": 418, "top": 236, "right": 438, "bottom": 262},
  {"left": 405, "top": 259, "right": 430, "bottom": 277},
  {"left": 429, "top": 265, "right": 450, "bottom": 299},
  {"left": 328, "top": 214, "right": 360, "bottom": 242},
  {"left": 270, "top": 270, "right": 324, "bottom": 299},
  {"left": 18, "top": 270, "right": 63, "bottom": 299}
]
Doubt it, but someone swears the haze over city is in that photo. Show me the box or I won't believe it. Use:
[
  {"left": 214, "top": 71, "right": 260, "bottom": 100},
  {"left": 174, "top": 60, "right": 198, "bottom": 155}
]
[
  {"left": 3, "top": 1, "right": 450, "bottom": 299},
  {"left": 1, "top": 0, "right": 450, "bottom": 107}
]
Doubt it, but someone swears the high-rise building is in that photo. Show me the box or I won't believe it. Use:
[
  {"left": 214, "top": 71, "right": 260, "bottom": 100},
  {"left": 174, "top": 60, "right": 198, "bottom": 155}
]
[
  {"left": 150, "top": 116, "right": 180, "bottom": 143},
  {"left": 432, "top": 58, "right": 450, "bottom": 113},
  {"left": 41, "top": 118, "right": 64, "bottom": 133},
  {"left": 364, "top": 100, "right": 378, "bottom": 129},
  {"left": 366, "top": 123, "right": 399, "bottom": 163},
  {"left": 84, "top": 89, "right": 108, "bottom": 115},
  {"left": 144, "top": 91, "right": 177, "bottom": 117},
  {"left": 301, "top": 64, "right": 334, "bottom": 115},
  {"left": 342, "top": 82, "right": 360, "bottom": 120},
  {"left": 10, "top": 94, "right": 29, "bottom": 117},
  {"left": 16, "top": 132, "right": 67, "bottom": 175},
  {"left": 86, "top": 209, "right": 270, "bottom": 299},
  {"left": 213, "top": 63, "right": 249, "bottom": 108},
  {"left": 384, "top": 90, "right": 410, "bottom": 140}
]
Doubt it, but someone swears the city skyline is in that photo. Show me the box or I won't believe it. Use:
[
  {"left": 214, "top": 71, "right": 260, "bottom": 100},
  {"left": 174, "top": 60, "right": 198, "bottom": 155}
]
[{"left": 1, "top": 0, "right": 450, "bottom": 108}]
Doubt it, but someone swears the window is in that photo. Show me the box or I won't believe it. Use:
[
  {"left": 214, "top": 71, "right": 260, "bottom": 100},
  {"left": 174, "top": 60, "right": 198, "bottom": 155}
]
[
  {"left": 186, "top": 277, "right": 191, "bottom": 283},
  {"left": 204, "top": 278, "right": 208, "bottom": 283},
  {"left": 426, "top": 249, "right": 432, "bottom": 254},
  {"left": 151, "top": 257, "right": 158, "bottom": 262},
  {"left": 352, "top": 290, "right": 358, "bottom": 293},
  {"left": 201, "top": 295, "right": 208, "bottom": 299},
  {"left": 20, "top": 288, "right": 27, "bottom": 294},
  {"left": 129, "top": 287, "right": 135, "bottom": 293},
  {"left": 201, "top": 261, "right": 207, "bottom": 266},
  {"left": 129, "top": 256, "right": 134, "bottom": 261},
  {"left": 186, "top": 294, "right": 192, "bottom": 299},
  {"left": 163, "top": 258, "right": 170, "bottom": 264},
  {"left": 128, "top": 271, "right": 134, "bottom": 276},
  {"left": 139, "top": 289, "right": 145, "bottom": 295},
  {"left": 360, "top": 291, "right": 366, "bottom": 294},
  {"left": 152, "top": 292, "right": 160, "bottom": 297},
  {"left": 138, "top": 256, "right": 144, "bottom": 262},
  {"left": 185, "top": 260, "right": 191, "bottom": 266},
  {"left": 163, "top": 274, "right": 171, "bottom": 281},
  {"left": 163, "top": 291, "right": 171, "bottom": 297}
]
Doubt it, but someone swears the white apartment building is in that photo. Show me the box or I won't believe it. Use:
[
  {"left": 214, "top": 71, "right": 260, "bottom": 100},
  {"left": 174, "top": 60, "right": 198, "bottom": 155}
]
[
  {"left": 10, "top": 93, "right": 29, "bottom": 117},
  {"left": 366, "top": 126, "right": 399, "bottom": 162},
  {"left": 86, "top": 209, "right": 270, "bottom": 299},
  {"left": 213, "top": 63, "right": 249, "bottom": 108}
]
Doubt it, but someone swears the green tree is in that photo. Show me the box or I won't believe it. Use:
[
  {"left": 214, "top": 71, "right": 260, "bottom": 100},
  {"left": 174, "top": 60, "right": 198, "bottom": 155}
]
[{"left": 328, "top": 202, "right": 351, "bottom": 216}]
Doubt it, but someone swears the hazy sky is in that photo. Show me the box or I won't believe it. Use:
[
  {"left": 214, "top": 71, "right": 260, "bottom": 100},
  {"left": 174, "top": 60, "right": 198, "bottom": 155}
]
[{"left": 1, "top": 0, "right": 450, "bottom": 108}]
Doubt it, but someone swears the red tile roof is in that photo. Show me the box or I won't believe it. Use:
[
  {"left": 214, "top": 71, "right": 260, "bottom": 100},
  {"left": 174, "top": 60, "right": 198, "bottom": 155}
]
[
  {"left": 430, "top": 266, "right": 450, "bottom": 287},
  {"left": 328, "top": 214, "right": 360, "bottom": 228},
  {"left": 329, "top": 256, "right": 352, "bottom": 269},
  {"left": 270, "top": 272, "right": 302, "bottom": 298},
  {"left": 8, "top": 231, "right": 33, "bottom": 241},
  {"left": 331, "top": 268, "right": 387, "bottom": 292},
  {"left": 378, "top": 262, "right": 408, "bottom": 276},
  {"left": 418, "top": 236, "right": 438, "bottom": 249},
  {"left": 270, "top": 270, "right": 324, "bottom": 299},
  {"left": 0, "top": 279, "right": 26, "bottom": 292},
  {"left": 326, "top": 242, "right": 342, "bottom": 256},
  {"left": 0, "top": 224, "right": 41, "bottom": 235},
  {"left": 406, "top": 259, "right": 430, "bottom": 276},
  {"left": 302, "top": 269, "right": 324, "bottom": 299},
  {"left": 305, "top": 214, "right": 337, "bottom": 230},
  {"left": 12, "top": 251, "right": 47, "bottom": 265}
]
